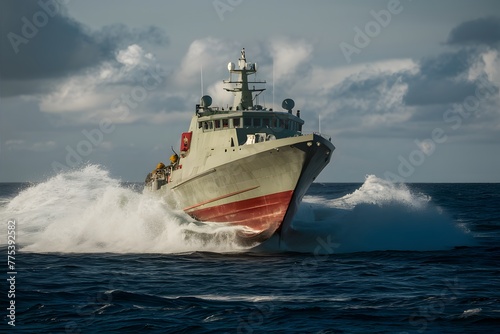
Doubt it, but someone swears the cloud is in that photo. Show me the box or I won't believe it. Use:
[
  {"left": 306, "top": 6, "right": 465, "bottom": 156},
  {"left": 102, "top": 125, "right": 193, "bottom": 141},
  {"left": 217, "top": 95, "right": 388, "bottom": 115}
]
[
  {"left": 5, "top": 139, "right": 56, "bottom": 152},
  {"left": 284, "top": 22, "right": 499, "bottom": 143},
  {"left": 402, "top": 17, "right": 500, "bottom": 106},
  {"left": 0, "top": 0, "right": 167, "bottom": 96},
  {"left": 116, "top": 44, "right": 155, "bottom": 67},
  {"left": 1, "top": 0, "right": 97, "bottom": 80},
  {"left": 271, "top": 58, "right": 417, "bottom": 139},
  {"left": 402, "top": 48, "right": 498, "bottom": 106},
  {"left": 322, "top": 71, "right": 412, "bottom": 137},
  {"left": 38, "top": 44, "right": 169, "bottom": 125},
  {"left": 174, "top": 38, "right": 270, "bottom": 109},
  {"left": 174, "top": 37, "right": 238, "bottom": 87},
  {"left": 174, "top": 37, "right": 314, "bottom": 110},
  {"left": 269, "top": 37, "right": 313, "bottom": 83},
  {"left": 419, "top": 49, "right": 475, "bottom": 78},
  {"left": 446, "top": 16, "right": 500, "bottom": 46},
  {"left": 404, "top": 78, "right": 478, "bottom": 106},
  {"left": 5, "top": 13, "right": 499, "bottom": 149}
]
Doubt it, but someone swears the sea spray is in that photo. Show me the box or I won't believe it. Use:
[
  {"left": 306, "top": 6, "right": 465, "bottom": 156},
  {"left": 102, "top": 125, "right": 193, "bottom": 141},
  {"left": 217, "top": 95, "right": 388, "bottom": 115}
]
[
  {"left": 1, "top": 168, "right": 474, "bottom": 254},
  {"left": 262, "top": 175, "right": 474, "bottom": 253},
  {"left": 0, "top": 165, "right": 248, "bottom": 253}
]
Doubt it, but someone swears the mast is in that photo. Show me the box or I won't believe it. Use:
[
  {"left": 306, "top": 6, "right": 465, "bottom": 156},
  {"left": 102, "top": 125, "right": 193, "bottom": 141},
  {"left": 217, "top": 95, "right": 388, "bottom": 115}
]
[{"left": 223, "top": 48, "right": 266, "bottom": 110}]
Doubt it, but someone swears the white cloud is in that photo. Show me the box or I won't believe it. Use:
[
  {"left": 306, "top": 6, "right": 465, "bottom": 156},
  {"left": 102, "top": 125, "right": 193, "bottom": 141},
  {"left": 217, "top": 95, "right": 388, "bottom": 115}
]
[
  {"left": 117, "top": 44, "right": 155, "bottom": 67},
  {"left": 31, "top": 39, "right": 499, "bottom": 147},
  {"left": 482, "top": 50, "right": 500, "bottom": 106},
  {"left": 207, "top": 80, "right": 233, "bottom": 109},
  {"left": 483, "top": 50, "right": 500, "bottom": 80},
  {"left": 288, "top": 58, "right": 418, "bottom": 136},
  {"left": 5, "top": 140, "right": 56, "bottom": 152},
  {"left": 269, "top": 37, "right": 313, "bottom": 83},
  {"left": 172, "top": 39, "right": 419, "bottom": 137},
  {"left": 174, "top": 37, "right": 237, "bottom": 87},
  {"left": 38, "top": 44, "right": 168, "bottom": 125},
  {"left": 303, "top": 58, "right": 418, "bottom": 96}
]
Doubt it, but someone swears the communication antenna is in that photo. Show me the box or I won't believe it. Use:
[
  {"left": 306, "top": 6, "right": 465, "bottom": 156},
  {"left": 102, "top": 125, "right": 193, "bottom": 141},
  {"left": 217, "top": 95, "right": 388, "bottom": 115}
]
[
  {"left": 319, "top": 114, "right": 322, "bottom": 134},
  {"left": 201, "top": 65, "right": 204, "bottom": 96},
  {"left": 272, "top": 60, "right": 275, "bottom": 109}
]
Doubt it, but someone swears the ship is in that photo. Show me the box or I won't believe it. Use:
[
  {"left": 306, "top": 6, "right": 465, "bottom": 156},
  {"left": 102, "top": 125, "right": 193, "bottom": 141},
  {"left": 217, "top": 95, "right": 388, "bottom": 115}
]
[{"left": 145, "top": 48, "right": 335, "bottom": 244}]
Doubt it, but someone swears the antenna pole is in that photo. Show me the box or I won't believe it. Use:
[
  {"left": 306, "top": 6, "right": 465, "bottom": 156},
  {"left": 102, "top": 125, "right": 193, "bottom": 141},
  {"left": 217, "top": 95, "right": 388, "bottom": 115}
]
[
  {"left": 272, "top": 60, "right": 275, "bottom": 109},
  {"left": 201, "top": 65, "right": 204, "bottom": 96}
]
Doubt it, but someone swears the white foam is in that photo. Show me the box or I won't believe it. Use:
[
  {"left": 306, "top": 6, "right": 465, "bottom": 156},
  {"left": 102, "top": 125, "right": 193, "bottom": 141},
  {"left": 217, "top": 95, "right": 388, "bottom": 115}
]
[
  {"left": 173, "top": 294, "right": 351, "bottom": 303},
  {"left": 0, "top": 168, "right": 475, "bottom": 254},
  {"left": 276, "top": 175, "right": 475, "bottom": 253},
  {"left": 0, "top": 165, "right": 248, "bottom": 253},
  {"left": 460, "top": 308, "right": 482, "bottom": 318}
]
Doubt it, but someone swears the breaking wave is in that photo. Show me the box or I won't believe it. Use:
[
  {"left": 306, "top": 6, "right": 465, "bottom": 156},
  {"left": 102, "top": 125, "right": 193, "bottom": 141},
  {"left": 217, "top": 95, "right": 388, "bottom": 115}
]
[
  {"left": 0, "top": 165, "right": 247, "bottom": 253},
  {"left": 261, "top": 175, "right": 475, "bottom": 253},
  {"left": 0, "top": 167, "right": 474, "bottom": 254}
]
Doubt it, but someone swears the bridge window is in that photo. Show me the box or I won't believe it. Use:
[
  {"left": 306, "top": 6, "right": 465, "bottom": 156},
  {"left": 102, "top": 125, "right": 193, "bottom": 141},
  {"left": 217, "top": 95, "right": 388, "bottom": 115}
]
[
  {"left": 271, "top": 117, "right": 277, "bottom": 128},
  {"left": 232, "top": 118, "right": 241, "bottom": 128},
  {"left": 282, "top": 119, "right": 288, "bottom": 129}
]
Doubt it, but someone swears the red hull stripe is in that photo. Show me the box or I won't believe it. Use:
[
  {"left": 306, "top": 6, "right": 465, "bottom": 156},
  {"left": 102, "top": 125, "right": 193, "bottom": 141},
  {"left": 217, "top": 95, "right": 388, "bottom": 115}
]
[
  {"left": 183, "top": 185, "right": 259, "bottom": 211},
  {"left": 187, "top": 190, "right": 294, "bottom": 231}
]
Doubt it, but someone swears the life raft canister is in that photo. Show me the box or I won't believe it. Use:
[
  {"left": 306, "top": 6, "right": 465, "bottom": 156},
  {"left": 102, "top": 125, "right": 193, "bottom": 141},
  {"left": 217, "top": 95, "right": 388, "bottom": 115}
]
[{"left": 180, "top": 132, "right": 192, "bottom": 154}]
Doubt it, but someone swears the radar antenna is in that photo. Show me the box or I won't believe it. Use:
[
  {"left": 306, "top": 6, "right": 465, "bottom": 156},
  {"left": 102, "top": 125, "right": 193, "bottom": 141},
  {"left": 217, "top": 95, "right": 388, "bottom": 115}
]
[{"left": 223, "top": 49, "right": 266, "bottom": 110}]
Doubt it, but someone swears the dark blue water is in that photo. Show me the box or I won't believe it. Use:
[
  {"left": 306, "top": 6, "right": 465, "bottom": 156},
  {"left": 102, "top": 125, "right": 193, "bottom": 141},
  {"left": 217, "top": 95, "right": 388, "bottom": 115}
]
[{"left": 1, "top": 166, "right": 499, "bottom": 333}]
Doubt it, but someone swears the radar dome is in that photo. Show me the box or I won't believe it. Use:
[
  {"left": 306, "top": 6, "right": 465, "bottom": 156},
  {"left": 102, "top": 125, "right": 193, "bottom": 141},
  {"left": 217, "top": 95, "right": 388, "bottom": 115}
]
[
  {"left": 228, "top": 62, "right": 235, "bottom": 71},
  {"left": 200, "top": 95, "right": 212, "bottom": 108},
  {"left": 282, "top": 98, "right": 295, "bottom": 111}
]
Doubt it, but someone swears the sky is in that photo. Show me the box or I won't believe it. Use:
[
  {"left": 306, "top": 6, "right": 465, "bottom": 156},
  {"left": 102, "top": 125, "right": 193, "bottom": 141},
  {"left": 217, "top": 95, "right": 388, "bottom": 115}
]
[{"left": 1, "top": 0, "right": 499, "bottom": 183}]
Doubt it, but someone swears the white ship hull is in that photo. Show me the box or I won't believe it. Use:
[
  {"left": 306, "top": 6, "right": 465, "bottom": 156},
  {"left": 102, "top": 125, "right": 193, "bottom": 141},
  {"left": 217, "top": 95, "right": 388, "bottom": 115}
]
[{"left": 167, "top": 134, "right": 333, "bottom": 242}]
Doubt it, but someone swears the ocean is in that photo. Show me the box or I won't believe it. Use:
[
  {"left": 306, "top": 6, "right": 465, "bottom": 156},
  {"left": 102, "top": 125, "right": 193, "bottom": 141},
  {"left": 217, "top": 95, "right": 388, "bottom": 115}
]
[{"left": 0, "top": 165, "right": 499, "bottom": 333}]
